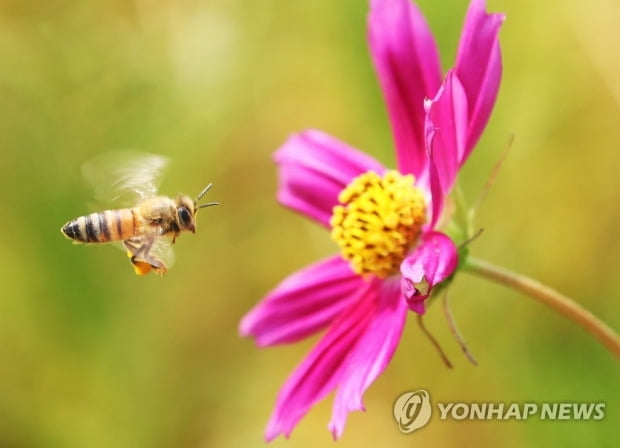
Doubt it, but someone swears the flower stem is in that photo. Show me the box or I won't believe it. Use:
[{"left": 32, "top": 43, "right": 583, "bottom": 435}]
[
  {"left": 462, "top": 257, "right": 620, "bottom": 359},
  {"left": 442, "top": 291, "right": 478, "bottom": 366},
  {"left": 416, "top": 315, "right": 453, "bottom": 369}
]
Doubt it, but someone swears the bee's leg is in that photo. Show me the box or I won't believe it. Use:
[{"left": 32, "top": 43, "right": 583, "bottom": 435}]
[
  {"left": 141, "top": 253, "right": 167, "bottom": 275},
  {"left": 123, "top": 239, "right": 168, "bottom": 275},
  {"left": 123, "top": 240, "right": 140, "bottom": 256}
]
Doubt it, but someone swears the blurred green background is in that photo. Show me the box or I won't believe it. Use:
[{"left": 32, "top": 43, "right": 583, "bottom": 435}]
[{"left": 0, "top": 0, "right": 618, "bottom": 446}]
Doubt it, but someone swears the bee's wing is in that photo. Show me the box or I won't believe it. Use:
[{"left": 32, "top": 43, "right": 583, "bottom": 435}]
[
  {"left": 150, "top": 236, "right": 175, "bottom": 270},
  {"left": 82, "top": 151, "right": 169, "bottom": 207}
]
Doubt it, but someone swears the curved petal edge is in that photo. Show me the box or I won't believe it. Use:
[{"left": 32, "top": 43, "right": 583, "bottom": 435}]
[{"left": 400, "top": 231, "right": 458, "bottom": 314}]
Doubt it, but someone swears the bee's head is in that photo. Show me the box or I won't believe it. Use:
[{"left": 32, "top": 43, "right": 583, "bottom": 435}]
[{"left": 176, "top": 183, "right": 219, "bottom": 233}]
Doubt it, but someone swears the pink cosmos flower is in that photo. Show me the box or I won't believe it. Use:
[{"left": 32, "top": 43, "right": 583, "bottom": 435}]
[{"left": 240, "top": 0, "right": 504, "bottom": 441}]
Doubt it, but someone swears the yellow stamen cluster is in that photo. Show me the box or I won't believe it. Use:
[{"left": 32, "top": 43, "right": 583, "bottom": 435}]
[{"left": 330, "top": 170, "right": 427, "bottom": 278}]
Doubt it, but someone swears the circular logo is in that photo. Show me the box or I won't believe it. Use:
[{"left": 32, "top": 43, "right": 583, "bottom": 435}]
[{"left": 393, "top": 389, "right": 432, "bottom": 433}]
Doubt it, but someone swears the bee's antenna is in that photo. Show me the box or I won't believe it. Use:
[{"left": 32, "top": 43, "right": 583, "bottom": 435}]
[
  {"left": 196, "top": 183, "right": 219, "bottom": 209},
  {"left": 196, "top": 183, "right": 213, "bottom": 202}
]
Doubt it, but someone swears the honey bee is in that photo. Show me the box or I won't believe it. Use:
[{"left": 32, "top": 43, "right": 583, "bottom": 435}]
[{"left": 61, "top": 152, "right": 218, "bottom": 275}]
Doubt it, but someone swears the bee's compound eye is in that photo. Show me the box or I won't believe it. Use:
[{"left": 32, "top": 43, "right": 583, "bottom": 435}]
[{"left": 178, "top": 206, "right": 192, "bottom": 228}]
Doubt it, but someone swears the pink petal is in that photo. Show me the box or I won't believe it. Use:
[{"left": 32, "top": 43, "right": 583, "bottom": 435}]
[
  {"left": 424, "top": 70, "right": 469, "bottom": 196},
  {"left": 275, "top": 130, "right": 385, "bottom": 227},
  {"left": 421, "top": 111, "right": 443, "bottom": 230},
  {"left": 400, "top": 231, "right": 458, "bottom": 314},
  {"left": 328, "top": 278, "right": 407, "bottom": 439},
  {"left": 455, "top": 0, "right": 505, "bottom": 161},
  {"left": 264, "top": 279, "right": 382, "bottom": 441},
  {"left": 368, "top": 0, "right": 442, "bottom": 177},
  {"left": 239, "top": 255, "right": 365, "bottom": 346}
]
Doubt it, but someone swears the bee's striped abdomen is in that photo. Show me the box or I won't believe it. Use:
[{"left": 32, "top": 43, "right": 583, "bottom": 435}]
[{"left": 61, "top": 209, "right": 136, "bottom": 243}]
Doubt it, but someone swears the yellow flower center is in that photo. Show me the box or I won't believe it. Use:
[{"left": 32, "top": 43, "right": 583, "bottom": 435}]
[{"left": 330, "top": 170, "right": 427, "bottom": 278}]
